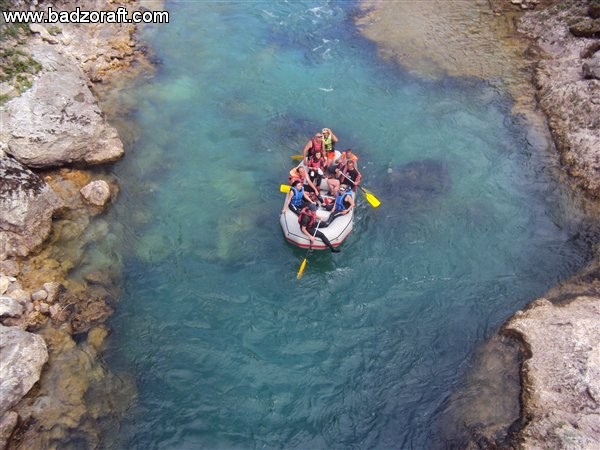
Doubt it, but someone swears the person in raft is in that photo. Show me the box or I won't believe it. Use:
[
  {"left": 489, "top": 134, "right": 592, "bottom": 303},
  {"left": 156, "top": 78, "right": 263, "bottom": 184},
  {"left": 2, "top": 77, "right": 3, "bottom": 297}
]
[
  {"left": 321, "top": 127, "right": 338, "bottom": 163},
  {"left": 337, "top": 148, "right": 358, "bottom": 168},
  {"left": 283, "top": 180, "right": 317, "bottom": 214},
  {"left": 307, "top": 149, "right": 326, "bottom": 192},
  {"left": 289, "top": 166, "right": 320, "bottom": 196},
  {"left": 336, "top": 159, "right": 362, "bottom": 191},
  {"left": 325, "top": 184, "right": 354, "bottom": 224},
  {"left": 299, "top": 203, "right": 340, "bottom": 253},
  {"left": 302, "top": 131, "right": 324, "bottom": 165}
]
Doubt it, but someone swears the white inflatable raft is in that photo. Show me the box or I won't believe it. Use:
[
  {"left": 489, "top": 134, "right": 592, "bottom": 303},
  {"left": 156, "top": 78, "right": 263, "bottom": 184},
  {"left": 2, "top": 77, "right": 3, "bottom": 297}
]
[{"left": 280, "top": 160, "right": 354, "bottom": 250}]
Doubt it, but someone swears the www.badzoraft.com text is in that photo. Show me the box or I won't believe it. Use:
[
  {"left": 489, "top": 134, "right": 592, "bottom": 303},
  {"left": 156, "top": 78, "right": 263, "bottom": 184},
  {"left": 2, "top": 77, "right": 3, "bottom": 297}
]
[{"left": 2, "top": 6, "right": 169, "bottom": 24}]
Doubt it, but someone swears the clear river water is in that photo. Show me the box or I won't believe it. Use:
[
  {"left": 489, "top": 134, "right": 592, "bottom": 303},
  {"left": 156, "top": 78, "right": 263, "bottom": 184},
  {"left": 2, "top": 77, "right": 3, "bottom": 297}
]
[{"left": 101, "top": 1, "right": 591, "bottom": 448}]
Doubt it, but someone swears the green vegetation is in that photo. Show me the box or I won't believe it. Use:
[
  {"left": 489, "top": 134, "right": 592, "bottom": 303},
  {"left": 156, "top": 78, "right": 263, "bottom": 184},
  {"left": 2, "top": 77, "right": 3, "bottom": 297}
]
[
  {"left": 0, "top": 48, "right": 42, "bottom": 104},
  {"left": 0, "top": 0, "right": 30, "bottom": 41},
  {"left": 0, "top": 48, "right": 42, "bottom": 82},
  {"left": 47, "top": 25, "right": 62, "bottom": 36}
]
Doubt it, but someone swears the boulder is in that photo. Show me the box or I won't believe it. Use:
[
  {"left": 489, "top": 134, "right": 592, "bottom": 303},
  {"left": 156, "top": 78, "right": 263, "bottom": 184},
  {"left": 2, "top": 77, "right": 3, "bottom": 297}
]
[
  {"left": 0, "top": 277, "right": 8, "bottom": 296},
  {"left": 569, "top": 17, "right": 600, "bottom": 38},
  {"left": 582, "top": 56, "right": 600, "bottom": 79},
  {"left": 0, "top": 325, "right": 48, "bottom": 418},
  {"left": 29, "top": 24, "right": 58, "bottom": 45},
  {"left": 505, "top": 297, "right": 600, "bottom": 448},
  {"left": 0, "top": 154, "right": 64, "bottom": 257},
  {"left": 0, "top": 46, "right": 124, "bottom": 169},
  {"left": 591, "top": 0, "right": 600, "bottom": 19},
  {"left": 80, "top": 180, "right": 111, "bottom": 207},
  {"left": 0, "top": 259, "right": 19, "bottom": 277},
  {"left": 31, "top": 290, "right": 48, "bottom": 302},
  {"left": 42, "top": 282, "right": 63, "bottom": 304},
  {"left": 0, "top": 296, "right": 24, "bottom": 318},
  {"left": 0, "top": 411, "right": 18, "bottom": 450}
]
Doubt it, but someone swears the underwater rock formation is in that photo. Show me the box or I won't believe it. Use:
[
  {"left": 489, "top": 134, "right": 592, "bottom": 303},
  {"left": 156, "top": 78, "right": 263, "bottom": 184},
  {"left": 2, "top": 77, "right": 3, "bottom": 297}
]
[{"left": 383, "top": 158, "right": 451, "bottom": 205}]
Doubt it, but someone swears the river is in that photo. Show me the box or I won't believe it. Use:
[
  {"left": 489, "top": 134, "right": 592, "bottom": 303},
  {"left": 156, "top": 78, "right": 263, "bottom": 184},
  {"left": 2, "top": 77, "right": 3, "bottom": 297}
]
[{"left": 99, "top": 2, "right": 591, "bottom": 448}]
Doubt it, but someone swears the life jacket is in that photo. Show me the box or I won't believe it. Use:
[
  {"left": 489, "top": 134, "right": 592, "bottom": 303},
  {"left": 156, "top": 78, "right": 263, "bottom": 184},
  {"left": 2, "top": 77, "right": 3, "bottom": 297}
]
[
  {"left": 322, "top": 134, "right": 333, "bottom": 152},
  {"left": 307, "top": 156, "right": 324, "bottom": 169},
  {"left": 290, "top": 186, "right": 304, "bottom": 207},
  {"left": 335, "top": 191, "right": 353, "bottom": 211},
  {"left": 311, "top": 137, "right": 323, "bottom": 155},
  {"left": 298, "top": 207, "right": 316, "bottom": 228}
]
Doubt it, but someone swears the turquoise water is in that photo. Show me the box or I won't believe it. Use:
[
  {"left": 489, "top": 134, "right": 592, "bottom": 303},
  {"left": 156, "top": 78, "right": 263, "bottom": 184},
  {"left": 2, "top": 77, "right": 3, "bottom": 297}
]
[{"left": 102, "top": 2, "right": 590, "bottom": 448}]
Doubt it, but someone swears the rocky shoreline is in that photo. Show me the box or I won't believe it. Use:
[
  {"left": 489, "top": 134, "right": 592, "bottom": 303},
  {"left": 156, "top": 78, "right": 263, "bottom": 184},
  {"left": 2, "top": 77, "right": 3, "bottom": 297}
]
[
  {"left": 0, "top": 0, "right": 599, "bottom": 448},
  {"left": 1, "top": 0, "right": 155, "bottom": 447}
]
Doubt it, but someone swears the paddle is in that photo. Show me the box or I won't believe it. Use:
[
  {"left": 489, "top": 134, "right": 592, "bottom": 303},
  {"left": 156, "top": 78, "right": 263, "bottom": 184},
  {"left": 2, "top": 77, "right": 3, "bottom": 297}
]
[
  {"left": 280, "top": 184, "right": 291, "bottom": 193},
  {"left": 297, "top": 221, "right": 321, "bottom": 279},
  {"left": 339, "top": 172, "right": 381, "bottom": 208},
  {"left": 291, "top": 154, "right": 304, "bottom": 161}
]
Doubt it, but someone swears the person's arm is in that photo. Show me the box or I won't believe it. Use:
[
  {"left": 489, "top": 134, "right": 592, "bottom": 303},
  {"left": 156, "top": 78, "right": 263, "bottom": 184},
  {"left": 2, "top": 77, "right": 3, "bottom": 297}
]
[
  {"left": 302, "top": 139, "right": 312, "bottom": 164},
  {"left": 342, "top": 195, "right": 355, "bottom": 214},
  {"left": 300, "top": 220, "right": 315, "bottom": 242},
  {"left": 302, "top": 190, "right": 316, "bottom": 203},
  {"left": 304, "top": 173, "right": 319, "bottom": 194},
  {"left": 354, "top": 168, "right": 362, "bottom": 186},
  {"left": 330, "top": 130, "right": 338, "bottom": 144}
]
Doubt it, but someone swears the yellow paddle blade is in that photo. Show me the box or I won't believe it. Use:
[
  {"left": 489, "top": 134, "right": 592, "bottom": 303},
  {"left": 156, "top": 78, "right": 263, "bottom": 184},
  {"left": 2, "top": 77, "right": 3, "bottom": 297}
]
[
  {"left": 291, "top": 154, "right": 304, "bottom": 161},
  {"left": 280, "top": 184, "right": 291, "bottom": 193},
  {"left": 297, "top": 258, "right": 308, "bottom": 279},
  {"left": 364, "top": 191, "right": 381, "bottom": 208}
]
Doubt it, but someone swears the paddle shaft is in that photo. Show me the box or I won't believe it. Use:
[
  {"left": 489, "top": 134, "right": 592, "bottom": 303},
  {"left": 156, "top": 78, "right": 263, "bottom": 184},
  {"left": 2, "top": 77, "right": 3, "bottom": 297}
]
[
  {"left": 297, "top": 220, "right": 320, "bottom": 279},
  {"left": 338, "top": 172, "right": 380, "bottom": 208}
]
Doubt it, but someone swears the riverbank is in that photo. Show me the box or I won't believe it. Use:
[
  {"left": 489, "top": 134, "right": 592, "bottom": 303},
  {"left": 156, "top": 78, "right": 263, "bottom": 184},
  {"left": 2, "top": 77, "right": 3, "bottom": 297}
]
[
  {"left": 0, "top": 1, "right": 156, "bottom": 447},
  {"left": 358, "top": 0, "right": 600, "bottom": 446}
]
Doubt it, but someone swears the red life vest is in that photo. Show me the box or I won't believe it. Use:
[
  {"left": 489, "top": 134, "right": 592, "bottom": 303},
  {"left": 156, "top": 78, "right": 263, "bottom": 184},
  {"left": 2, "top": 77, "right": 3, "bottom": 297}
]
[
  {"left": 310, "top": 137, "right": 323, "bottom": 155},
  {"left": 298, "top": 207, "right": 316, "bottom": 228},
  {"left": 307, "top": 155, "right": 324, "bottom": 169}
]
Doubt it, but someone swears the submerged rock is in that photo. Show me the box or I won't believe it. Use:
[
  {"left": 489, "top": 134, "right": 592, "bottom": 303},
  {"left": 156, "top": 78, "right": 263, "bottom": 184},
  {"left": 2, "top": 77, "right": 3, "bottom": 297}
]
[
  {"left": 12, "top": 325, "right": 136, "bottom": 450},
  {"left": 0, "top": 325, "right": 48, "bottom": 418},
  {"left": 383, "top": 158, "right": 451, "bottom": 205},
  {"left": 0, "top": 154, "right": 64, "bottom": 257},
  {"left": 80, "top": 180, "right": 112, "bottom": 207},
  {"left": 0, "top": 296, "right": 24, "bottom": 319},
  {"left": 434, "top": 334, "right": 522, "bottom": 448}
]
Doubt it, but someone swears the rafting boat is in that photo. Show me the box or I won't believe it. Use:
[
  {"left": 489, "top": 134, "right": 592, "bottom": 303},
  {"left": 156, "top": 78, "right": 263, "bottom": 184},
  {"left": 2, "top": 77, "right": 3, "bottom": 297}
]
[{"left": 280, "top": 156, "right": 354, "bottom": 250}]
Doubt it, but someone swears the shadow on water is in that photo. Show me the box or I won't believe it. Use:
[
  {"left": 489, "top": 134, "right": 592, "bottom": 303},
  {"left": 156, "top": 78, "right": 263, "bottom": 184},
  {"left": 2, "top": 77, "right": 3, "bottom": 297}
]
[{"left": 380, "top": 158, "right": 452, "bottom": 212}]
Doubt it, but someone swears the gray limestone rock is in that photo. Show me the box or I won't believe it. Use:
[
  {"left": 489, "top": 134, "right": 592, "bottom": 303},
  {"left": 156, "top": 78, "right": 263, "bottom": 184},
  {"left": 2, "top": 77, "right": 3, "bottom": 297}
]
[
  {"left": 31, "top": 290, "right": 48, "bottom": 302},
  {"left": 0, "top": 411, "right": 18, "bottom": 450},
  {"left": 0, "top": 45, "right": 124, "bottom": 169},
  {"left": 520, "top": 3, "right": 600, "bottom": 197},
  {"left": 505, "top": 297, "right": 600, "bottom": 448},
  {"left": 0, "top": 154, "right": 64, "bottom": 257},
  {"left": 29, "top": 24, "right": 58, "bottom": 45},
  {"left": 0, "top": 325, "right": 48, "bottom": 418},
  {"left": 582, "top": 56, "right": 600, "bottom": 79},
  {"left": 0, "top": 296, "right": 24, "bottom": 318}
]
